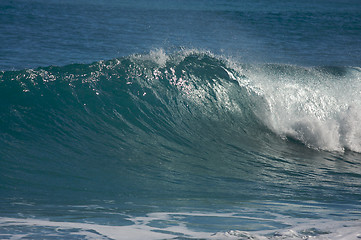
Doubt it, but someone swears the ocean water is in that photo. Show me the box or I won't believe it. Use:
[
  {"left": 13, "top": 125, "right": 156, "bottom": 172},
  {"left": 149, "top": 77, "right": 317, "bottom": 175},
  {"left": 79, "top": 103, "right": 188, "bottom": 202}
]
[{"left": 1, "top": 1, "right": 361, "bottom": 239}]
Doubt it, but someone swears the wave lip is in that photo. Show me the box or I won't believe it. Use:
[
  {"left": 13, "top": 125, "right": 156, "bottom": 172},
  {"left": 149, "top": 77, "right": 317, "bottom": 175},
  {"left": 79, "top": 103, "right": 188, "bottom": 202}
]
[{"left": 251, "top": 64, "right": 361, "bottom": 152}]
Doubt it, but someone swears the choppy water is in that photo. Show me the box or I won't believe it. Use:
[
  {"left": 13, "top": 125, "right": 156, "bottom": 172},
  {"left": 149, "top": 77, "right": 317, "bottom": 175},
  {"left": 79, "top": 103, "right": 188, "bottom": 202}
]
[{"left": 1, "top": 1, "right": 361, "bottom": 239}]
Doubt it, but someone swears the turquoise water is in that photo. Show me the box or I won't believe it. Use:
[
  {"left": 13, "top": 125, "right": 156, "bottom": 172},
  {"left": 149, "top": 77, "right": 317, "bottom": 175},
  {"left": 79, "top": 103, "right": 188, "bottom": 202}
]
[{"left": 1, "top": 1, "right": 361, "bottom": 239}]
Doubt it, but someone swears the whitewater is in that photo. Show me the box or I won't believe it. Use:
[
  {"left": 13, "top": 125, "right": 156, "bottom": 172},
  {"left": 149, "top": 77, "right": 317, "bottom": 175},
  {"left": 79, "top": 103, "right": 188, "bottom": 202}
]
[{"left": 1, "top": 0, "right": 361, "bottom": 239}]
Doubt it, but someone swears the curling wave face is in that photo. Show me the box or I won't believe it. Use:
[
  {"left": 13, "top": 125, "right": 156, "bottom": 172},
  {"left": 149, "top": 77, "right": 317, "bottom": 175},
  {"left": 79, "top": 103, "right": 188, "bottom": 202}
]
[{"left": 1, "top": 49, "right": 361, "bottom": 153}]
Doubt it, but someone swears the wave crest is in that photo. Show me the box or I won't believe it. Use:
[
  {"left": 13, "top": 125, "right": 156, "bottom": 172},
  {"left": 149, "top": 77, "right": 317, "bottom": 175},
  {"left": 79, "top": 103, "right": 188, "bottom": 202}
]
[{"left": 1, "top": 49, "right": 361, "bottom": 153}]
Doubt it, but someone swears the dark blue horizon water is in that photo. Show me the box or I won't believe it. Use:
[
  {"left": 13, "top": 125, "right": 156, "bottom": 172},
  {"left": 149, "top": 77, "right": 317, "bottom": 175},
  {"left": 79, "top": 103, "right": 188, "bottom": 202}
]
[
  {"left": 1, "top": 0, "right": 361, "bottom": 71},
  {"left": 1, "top": 1, "right": 361, "bottom": 239}
]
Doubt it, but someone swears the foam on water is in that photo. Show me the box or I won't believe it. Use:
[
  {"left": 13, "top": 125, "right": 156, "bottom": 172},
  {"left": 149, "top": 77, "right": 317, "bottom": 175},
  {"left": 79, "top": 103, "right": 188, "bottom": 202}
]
[{"left": 1, "top": 212, "right": 361, "bottom": 240}]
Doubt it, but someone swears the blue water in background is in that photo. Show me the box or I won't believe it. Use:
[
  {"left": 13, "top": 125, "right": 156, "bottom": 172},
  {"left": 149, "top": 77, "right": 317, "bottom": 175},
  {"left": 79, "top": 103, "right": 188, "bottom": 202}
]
[
  {"left": 1, "top": 0, "right": 361, "bottom": 70},
  {"left": 1, "top": 0, "right": 361, "bottom": 239}
]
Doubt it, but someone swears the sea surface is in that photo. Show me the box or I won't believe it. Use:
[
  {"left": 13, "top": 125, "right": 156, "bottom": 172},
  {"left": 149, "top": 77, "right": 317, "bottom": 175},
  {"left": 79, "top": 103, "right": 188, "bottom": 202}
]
[{"left": 1, "top": 0, "right": 361, "bottom": 239}]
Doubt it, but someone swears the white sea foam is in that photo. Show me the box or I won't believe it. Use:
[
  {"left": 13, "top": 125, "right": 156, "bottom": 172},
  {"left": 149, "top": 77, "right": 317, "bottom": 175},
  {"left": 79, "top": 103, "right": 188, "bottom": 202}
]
[{"left": 1, "top": 212, "right": 361, "bottom": 240}]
